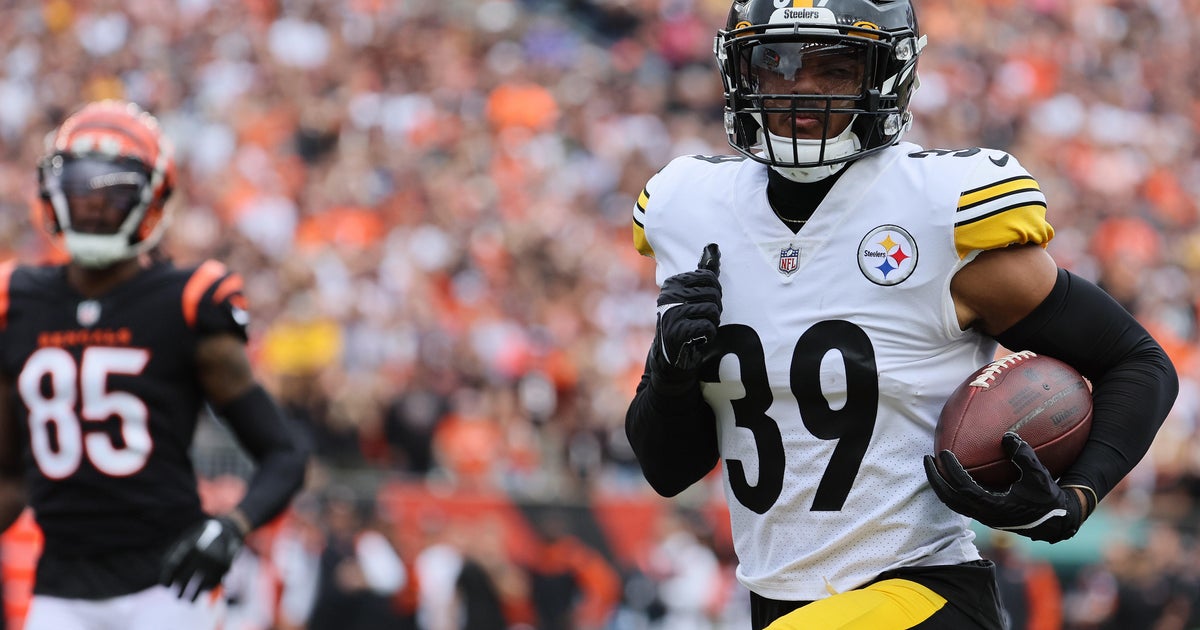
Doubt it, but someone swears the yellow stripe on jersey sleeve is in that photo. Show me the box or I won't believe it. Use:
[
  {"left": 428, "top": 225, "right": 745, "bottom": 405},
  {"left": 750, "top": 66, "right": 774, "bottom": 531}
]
[
  {"left": 958, "top": 176, "right": 1040, "bottom": 209},
  {"left": 633, "top": 186, "right": 654, "bottom": 257},
  {"left": 954, "top": 203, "right": 1053, "bottom": 259},
  {"left": 954, "top": 174, "right": 1052, "bottom": 259},
  {"left": 633, "top": 223, "right": 654, "bottom": 257}
]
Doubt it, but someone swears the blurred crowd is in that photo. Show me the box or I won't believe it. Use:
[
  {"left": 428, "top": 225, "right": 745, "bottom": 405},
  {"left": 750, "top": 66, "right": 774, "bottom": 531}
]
[{"left": 3, "top": 0, "right": 1200, "bottom": 628}]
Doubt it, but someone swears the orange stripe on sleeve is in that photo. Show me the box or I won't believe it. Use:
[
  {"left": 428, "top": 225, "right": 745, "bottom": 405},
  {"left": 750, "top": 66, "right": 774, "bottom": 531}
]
[
  {"left": 182, "top": 260, "right": 228, "bottom": 328},
  {"left": 0, "top": 260, "right": 17, "bottom": 329},
  {"left": 212, "top": 274, "right": 244, "bottom": 305}
]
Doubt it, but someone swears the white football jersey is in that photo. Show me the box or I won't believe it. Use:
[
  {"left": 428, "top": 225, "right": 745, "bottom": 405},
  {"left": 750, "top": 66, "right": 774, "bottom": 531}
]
[{"left": 632, "top": 143, "right": 1054, "bottom": 601}]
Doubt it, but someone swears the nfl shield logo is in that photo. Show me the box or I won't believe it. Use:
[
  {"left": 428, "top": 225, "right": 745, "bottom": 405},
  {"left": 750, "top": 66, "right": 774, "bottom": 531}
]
[
  {"left": 77, "top": 299, "right": 102, "bottom": 327},
  {"left": 778, "top": 245, "right": 799, "bottom": 276}
]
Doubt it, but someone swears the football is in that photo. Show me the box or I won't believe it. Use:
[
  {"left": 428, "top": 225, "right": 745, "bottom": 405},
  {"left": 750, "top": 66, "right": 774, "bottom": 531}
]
[{"left": 934, "top": 351, "right": 1093, "bottom": 489}]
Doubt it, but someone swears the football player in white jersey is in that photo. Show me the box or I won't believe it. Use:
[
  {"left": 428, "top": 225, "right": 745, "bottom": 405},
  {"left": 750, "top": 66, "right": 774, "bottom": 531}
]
[{"left": 624, "top": 0, "right": 1178, "bottom": 628}]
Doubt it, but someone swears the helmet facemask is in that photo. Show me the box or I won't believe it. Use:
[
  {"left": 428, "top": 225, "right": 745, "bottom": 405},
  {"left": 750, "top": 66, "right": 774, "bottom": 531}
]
[
  {"left": 39, "top": 154, "right": 165, "bottom": 268},
  {"left": 717, "top": 19, "right": 923, "bottom": 176}
]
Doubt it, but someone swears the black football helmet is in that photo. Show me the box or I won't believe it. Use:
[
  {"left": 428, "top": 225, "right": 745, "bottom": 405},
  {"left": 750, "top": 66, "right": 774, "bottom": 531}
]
[{"left": 715, "top": 0, "right": 925, "bottom": 171}]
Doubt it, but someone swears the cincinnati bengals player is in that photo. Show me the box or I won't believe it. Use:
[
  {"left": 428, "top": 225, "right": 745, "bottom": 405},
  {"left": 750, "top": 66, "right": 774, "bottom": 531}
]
[
  {"left": 625, "top": 0, "right": 1177, "bottom": 628},
  {"left": 0, "top": 100, "right": 309, "bottom": 629}
]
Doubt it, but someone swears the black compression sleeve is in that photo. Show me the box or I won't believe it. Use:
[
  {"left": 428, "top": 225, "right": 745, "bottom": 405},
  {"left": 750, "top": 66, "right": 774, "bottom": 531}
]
[
  {"left": 625, "top": 351, "right": 720, "bottom": 497},
  {"left": 994, "top": 268, "right": 1178, "bottom": 502},
  {"left": 215, "top": 385, "right": 310, "bottom": 529}
]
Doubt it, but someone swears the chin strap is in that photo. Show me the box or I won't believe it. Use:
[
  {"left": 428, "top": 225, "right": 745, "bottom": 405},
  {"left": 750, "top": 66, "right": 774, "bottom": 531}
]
[
  {"left": 757, "top": 122, "right": 861, "bottom": 182},
  {"left": 772, "top": 162, "right": 849, "bottom": 183},
  {"left": 62, "top": 232, "right": 137, "bottom": 268}
]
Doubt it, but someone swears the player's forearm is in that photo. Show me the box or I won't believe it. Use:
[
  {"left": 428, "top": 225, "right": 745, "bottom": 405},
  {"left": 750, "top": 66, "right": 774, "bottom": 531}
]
[
  {"left": 216, "top": 384, "right": 311, "bottom": 529},
  {"left": 236, "top": 449, "right": 309, "bottom": 529},
  {"left": 0, "top": 477, "right": 25, "bottom": 533},
  {"left": 625, "top": 371, "right": 720, "bottom": 497},
  {"left": 995, "top": 269, "right": 1178, "bottom": 503},
  {"left": 1062, "top": 338, "right": 1176, "bottom": 501}
]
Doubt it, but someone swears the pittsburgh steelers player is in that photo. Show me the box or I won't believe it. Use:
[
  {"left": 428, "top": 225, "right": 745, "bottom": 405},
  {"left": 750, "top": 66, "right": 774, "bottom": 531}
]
[
  {"left": 624, "top": 0, "right": 1177, "bottom": 628},
  {"left": 0, "top": 100, "right": 309, "bottom": 629}
]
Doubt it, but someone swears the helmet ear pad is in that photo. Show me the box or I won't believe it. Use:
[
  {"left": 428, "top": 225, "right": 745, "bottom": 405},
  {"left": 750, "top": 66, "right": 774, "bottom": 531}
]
[
  {"left": 139, "top": 178, "right": 175, "bottom": 242},
  {"left": 137, "top": 204, "right": 166, "bottom": 242},
  {"left": 36, "top": 162, "right": 62, "bottom": 235},
  {"left": 728, "top": 101, "right": 761, "bottom": 151}
]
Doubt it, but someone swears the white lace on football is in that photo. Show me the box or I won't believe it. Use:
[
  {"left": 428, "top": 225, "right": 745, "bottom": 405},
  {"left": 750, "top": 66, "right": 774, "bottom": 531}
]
[{"left": 969, "top": 350, "right": 1038, "bottom": 388}]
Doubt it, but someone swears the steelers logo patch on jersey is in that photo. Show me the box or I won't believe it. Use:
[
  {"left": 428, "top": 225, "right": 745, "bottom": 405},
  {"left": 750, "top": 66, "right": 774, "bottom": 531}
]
[{"left": 858, "top": 225, "right": 917, "bottom": 286}]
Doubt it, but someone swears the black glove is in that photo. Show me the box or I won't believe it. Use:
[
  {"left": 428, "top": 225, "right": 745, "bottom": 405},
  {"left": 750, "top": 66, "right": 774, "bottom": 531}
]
[
  {"left": 652, "top": 244, "right": 722, "bottom": 391},
  {"left": 160, "top": 515, "right": 246, "bottom": 601},
  {"left": 923, "top": 432, "right": 1084, "bottom": 543}
]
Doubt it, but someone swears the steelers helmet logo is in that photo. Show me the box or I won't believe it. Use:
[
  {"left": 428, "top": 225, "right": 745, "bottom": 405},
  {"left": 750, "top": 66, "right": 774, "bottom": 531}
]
[{"left": 858, "top": 225, "right": 918, "bottom": 286}]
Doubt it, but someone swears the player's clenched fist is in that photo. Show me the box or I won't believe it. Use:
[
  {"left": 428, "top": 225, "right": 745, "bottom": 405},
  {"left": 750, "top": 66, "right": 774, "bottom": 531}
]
[{"left": 652, "top": 244, "right": 722, "bottom": 387}]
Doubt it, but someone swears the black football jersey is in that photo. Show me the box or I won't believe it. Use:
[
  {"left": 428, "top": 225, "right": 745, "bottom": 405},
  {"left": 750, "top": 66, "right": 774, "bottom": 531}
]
[{"left": 0, "top": 259, "right": 248, "bottom": 559}]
